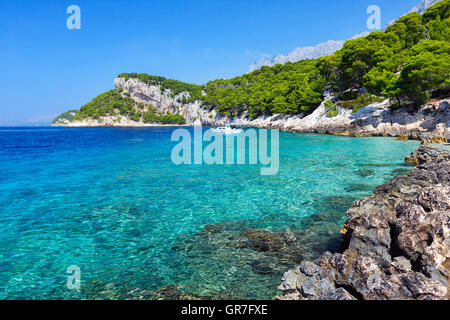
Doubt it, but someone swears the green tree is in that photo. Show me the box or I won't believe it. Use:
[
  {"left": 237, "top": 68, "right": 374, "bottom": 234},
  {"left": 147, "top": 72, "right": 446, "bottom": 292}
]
[{"left": 392, "top": 40, "right": 450, "bottom": 105}]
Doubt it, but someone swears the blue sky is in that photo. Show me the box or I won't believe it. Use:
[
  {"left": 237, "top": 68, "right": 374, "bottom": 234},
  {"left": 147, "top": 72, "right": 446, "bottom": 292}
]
[{"left": 0, "top": 0, "right": 419, "bottom": 125}]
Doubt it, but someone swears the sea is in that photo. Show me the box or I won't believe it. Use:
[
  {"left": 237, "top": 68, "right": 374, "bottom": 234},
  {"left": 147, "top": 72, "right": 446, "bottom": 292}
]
[{"left": 0, "top": 126, "right": 419, "bottom": 299}]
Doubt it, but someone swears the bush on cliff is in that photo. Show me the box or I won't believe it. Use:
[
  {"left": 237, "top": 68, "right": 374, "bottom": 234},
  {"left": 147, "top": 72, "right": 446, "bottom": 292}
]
[
  {"left": 338, "top": 93, "right": 385, "bottom": 113},
  {"left": 75, "top": 89, "right": 135, "bottom": 120},
  {"left": 159, "top": 113, "right": 186, "bottom": 125}
]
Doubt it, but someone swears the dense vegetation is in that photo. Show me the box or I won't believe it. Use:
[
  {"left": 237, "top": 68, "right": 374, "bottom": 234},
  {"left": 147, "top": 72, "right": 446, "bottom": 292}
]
[
  {"left": 118, "top": 73, "right": 203, "bottom": 101},
  {"left": 70, "top": 89, "right": 185, "bottom": 124},
  {"left": 202, "top": 60, "right": 324, "bottom": 118},
  {"left": 203, "top": 0, "right": 450, "bottom": 116},
  {"left": 55, "top": 0, "right": 449, "bottom": 124},
  {"left": 332, "top": 0, "right": 450, "bottom": 107},
  {"left": 52, "top": 110, "right": 78, "bottom": 124},
  {"left": 75, "top": 90, "right": 134, "bottom": 120}
]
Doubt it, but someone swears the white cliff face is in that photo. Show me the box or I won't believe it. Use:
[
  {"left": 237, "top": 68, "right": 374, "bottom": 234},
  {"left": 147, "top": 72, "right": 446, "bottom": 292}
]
[
  {"left": 113, "top": 77, "right": 217, "bottom": 126},
  {"left": 114, "top": 77, "right": 185, "bottom": 115}
]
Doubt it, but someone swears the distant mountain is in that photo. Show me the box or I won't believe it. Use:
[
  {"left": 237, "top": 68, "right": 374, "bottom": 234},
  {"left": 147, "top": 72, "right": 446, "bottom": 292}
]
[
  {"left": 247, "top": 40, "right": 345, "bottom": 73},
  {"left": 387, "top": 0, "right": 440, "bottom": 25},
  {"left": 247, "top": 0, "right": 442, "bottom": 73}
]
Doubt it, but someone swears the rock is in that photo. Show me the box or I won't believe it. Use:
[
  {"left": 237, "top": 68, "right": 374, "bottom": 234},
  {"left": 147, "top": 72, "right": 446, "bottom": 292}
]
[
  {"left": 405, "top": 145, "right": 450, "bottom": 165},
  {"left": 168, "top": 207, "right": 347, "bottom": 299},
  {"left": 56, "top": 77, "right": 450, "bottom": 138},
  {"left": 215, "top": 97, "right": 450, "bottom": 140},
  {"left": 279, "top": 146, "right": 450, "bottom": 300},
  {"left": 419, "top": 131, "right": 448, "bottom": 145},
  {"left": 127, "top": 284, "right": 234, "bottom": 300}
]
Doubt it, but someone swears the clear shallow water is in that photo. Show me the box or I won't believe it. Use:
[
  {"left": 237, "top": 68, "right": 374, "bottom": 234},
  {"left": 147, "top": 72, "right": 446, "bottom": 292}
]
[{"left": 0, "top": 127, "right": 419, "bottom": 299}]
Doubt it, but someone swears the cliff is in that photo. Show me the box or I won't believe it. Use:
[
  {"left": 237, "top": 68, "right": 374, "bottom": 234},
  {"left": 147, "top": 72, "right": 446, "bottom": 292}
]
[
  {"left": 112, "top": 77, "right": 214, "bottom": 126},
  {"left": 53, "top": 75, "right": 450, "bottom": 143},
  {"left": 53, "top": 77, "right": 450, "bottom": 142},
  {"left": 53, "top": 77, "right": 216, "bottom": 127},
  {"left": 278, "top": 146, "right": 450, "bottom": 300}
]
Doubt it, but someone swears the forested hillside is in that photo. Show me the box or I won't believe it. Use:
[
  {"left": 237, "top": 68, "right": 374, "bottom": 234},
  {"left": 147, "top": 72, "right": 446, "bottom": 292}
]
[
  {"left": 203, "top": 0, "right": 449, "bottom": 117},
  {"left": 54, "top": 0, "right": 449, "bottom": 124},
  {"left": 72, "top": 89, "right": 185, "bottom": 124}
]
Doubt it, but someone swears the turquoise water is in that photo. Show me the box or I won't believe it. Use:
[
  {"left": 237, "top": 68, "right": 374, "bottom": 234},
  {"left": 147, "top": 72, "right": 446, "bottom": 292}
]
[{"left": 0, "top": 127, "right": 419, "bottom": 299}]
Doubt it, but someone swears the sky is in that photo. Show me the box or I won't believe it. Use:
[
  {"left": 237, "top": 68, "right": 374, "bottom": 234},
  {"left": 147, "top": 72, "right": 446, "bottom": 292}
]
[{"left": 0, "top": 0, "right": 420, "bottom": 126}]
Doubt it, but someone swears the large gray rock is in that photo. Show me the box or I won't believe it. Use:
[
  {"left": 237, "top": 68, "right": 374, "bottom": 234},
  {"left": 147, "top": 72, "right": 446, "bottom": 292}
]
[{"left": 278, "top": 146, "right": 450, "bottom": 300}]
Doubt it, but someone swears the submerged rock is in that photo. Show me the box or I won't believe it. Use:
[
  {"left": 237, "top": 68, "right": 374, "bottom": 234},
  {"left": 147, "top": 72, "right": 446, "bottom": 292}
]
[
  {"left": 391, "top": 168, "right": 412, "bottom": 176},
  {"left": 355, "top": 169, "right": 375, "bottom": 177},
  {"left": 279, "top": 146, "right": 450, "bottom": 300},
  {"left": 165, "top": 207, "right": 348, "bottom": 299},
  {"left": 345, "top": 183, "right": 377, "bottom": 193},
  {"left": 127, "top": 284, "right": 234, "bottom": 300}
]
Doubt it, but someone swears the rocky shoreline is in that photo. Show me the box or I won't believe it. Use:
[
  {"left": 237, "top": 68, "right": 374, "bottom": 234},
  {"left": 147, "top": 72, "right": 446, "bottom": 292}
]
[
  {"left": 54, "top": 78, "right": 449, "bottom": 144},
  {"left": 278, "top": 146, "right": 450, "bottom": 300},
  {"left": 55, "top": 78, "right": 450, "bottom": 300},
  {"left": 203, "top": 97, "right": 450, "bottom": 144}
]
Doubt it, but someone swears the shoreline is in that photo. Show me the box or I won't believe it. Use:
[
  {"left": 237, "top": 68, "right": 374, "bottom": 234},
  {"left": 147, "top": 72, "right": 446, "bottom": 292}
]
[
  {"left": 278, "top": 145, "right": 450, "bottom": 300},
  {"left": 52, "top": 123, "right": 191, "bottom": 128},
  {"left": 53, "top": 122, "right": 449, "bottom": 145},
  {"left": 53, "top": 78, "right": 449, "bottom": 144},
  {"left": 16, "top": 125, "right": 450, "bottom": 300},
  {"left": 53, "top": 87, "right": 449, "bottom": 144}
]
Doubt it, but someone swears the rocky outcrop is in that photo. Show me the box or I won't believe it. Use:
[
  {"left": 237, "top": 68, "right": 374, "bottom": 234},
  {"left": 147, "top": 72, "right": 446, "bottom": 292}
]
[
  {"left": 278, "top": 146, "right": 450, "bottom": 300},
  {"left": 113, "top": 77, "right": 204, "bottom": 121},
  {"left": 405, "top": 145, "right": 450, "bottom": 164},
  {"left": 418, "top": 127, "right": 448, "bottom": 145},
  {"left": 205, "top": 97, "right": 450, "bottom": 139},
  {"left": 55, "top": 75, "right": 450, "bottom": 137},
  {"left": 54, "top": 78, "right": 217, "bottom": 127}
]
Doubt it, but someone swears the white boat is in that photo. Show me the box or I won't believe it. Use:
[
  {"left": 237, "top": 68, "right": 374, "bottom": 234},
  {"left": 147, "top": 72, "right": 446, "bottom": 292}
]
[{"left": 211, "top": 124, "right": 243, "bottom": 134}]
